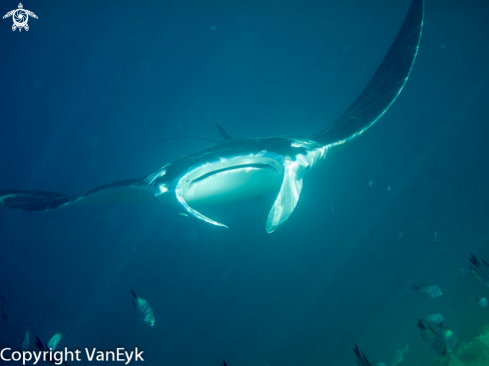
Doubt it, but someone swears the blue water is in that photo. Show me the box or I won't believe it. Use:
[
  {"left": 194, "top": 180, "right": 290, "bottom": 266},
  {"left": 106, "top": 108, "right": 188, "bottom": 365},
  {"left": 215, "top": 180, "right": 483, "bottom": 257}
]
[{"left": 1, "top": 0, "right": 489, "bottom": 365}]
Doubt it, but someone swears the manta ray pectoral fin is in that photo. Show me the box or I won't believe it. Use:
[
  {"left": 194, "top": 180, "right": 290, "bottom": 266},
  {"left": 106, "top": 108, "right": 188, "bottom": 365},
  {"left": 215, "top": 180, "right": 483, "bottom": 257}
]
[
  {"left": 175, "top": 189, "right": 228, "bottom": 229},
  {"left": 0, "top": 177, "right": 154, "bottom": 212},
  {"left": 309, "top": 0, "right": 424, "bottom": 146},
  {"left": 266, "top": 160, "right": 303, "bottom": 233},
  {"left": 0, "top": 189, "right": 71, "bottom": 211}
]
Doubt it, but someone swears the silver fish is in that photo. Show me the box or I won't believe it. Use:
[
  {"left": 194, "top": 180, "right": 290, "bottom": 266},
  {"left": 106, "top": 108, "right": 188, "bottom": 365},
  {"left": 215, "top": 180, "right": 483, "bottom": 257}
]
[
  {"left": 21, "top": 324, "right": 29, "bottom": 351},
  {"left": 411, "top": 284, "right": 442, "bottom": 298},
  {"left": 391, "top": 343, "right": 408, "bottom": 366},
  {"left": 416, "top": 319, "right": 447, "bottom": 356},
  {"left": 47, "top": 327, "right": 65, "bottom": 351},
  {"left": 468, "top": 254, "right": 489, "bottom": 286},
  {"left": 424, "top": 313, "right": 444, "bottom": 324},
  {"left": 461, "top": 265, "right": 479, "bottom": 279},
  {"left": 35, "top": 335, "right": 69, "bottom": 366},
  {"left": 438, "top": 322, "right": 458, "bottom": 352},
  {"left": 130, "top": 288, "right": 155, "bottom": 326},
  {"left": 477, "top": 297, "right": 488, "bottom": 307},
  {"left": 353, "top": 344, "right": 372, "bottom": 366}
]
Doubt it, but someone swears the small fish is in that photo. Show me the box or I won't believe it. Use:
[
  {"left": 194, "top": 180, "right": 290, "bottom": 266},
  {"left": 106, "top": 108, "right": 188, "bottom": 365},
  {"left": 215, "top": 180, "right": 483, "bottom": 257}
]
[
  {"left": 391, "top": 343, "right": 408, "bottom": 366},
  {"left": 178, "top": 212, "right": 188, "bottom": 217},
  {"left": 21, "top": 324, "right": 29, "bottom": 351},
  {"left": 461, "top": 265, "right": 478, "bottom": 279},
  {"left": 437, "top": 322, "right": 458, "bottom": 352},
  {"left": 411, "top": 284, "right": 442, "bottom": 298},
  {"left": 221, "top": 361, "right": 227, "bottom": 366},
  {"left": 353, "top": 344, "right": 372, "bottom": 366},
  {"left": 330, "top": 200, "right": 334, "bottom": 213},
  {"left": 416, "top": 319, "right": 447, "bottom": 356},
  {"left": 424, "top": 313, "right": 444, "bottom": 324},
  {"left": 48, "top": 328, "right": 65, "bottom": 351},
  {"left": 468, "top": 254, "right": 489, "bottom": 286},
  {"left": 431, "top": 231, "right": 439, "bottom": 242},
  {"left": 369, "top": 179, "right": 373, "bottom": 186},
  {"left": 375, "top": 363, "right": 386, "bottom": 366},
  {"left": 384, "top": 182, "right": 391, "bottom": 191},
  {"left": 477, "top": 297, "right": 488, "bottom": 307},
  {"left": 130, "top": 288, "right": 155, "bottom": 326},
  {"left": 35, "top": 336, "right": 70, "bottom": 366},
  {"left": 0, "top": 296, "right": 10, "bottom": 324}
]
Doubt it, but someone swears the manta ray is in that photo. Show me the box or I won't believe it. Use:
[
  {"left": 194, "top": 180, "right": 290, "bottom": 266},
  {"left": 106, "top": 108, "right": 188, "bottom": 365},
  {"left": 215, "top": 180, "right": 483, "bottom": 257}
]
[{"left": 0, "top": 0, "right": 424, "bottom": 233}]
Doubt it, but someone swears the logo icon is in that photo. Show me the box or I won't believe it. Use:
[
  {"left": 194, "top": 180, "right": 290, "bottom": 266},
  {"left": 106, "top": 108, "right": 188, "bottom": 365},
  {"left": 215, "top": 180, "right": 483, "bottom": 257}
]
[{"left": 3, "top": 3, "right": 37, "bottom": 32}]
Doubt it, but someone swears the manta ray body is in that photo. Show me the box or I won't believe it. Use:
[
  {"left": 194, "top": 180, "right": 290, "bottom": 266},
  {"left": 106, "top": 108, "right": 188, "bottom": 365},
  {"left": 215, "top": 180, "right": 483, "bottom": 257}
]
[{"left": 0, "top": 0, "right": 424, "bottom": 233}]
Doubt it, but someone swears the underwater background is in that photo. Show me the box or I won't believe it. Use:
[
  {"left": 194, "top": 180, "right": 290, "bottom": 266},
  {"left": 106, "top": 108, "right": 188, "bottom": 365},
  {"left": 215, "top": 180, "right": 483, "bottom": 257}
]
[{"left": 1, "top": 0, "right": 489, "bottom": 365}]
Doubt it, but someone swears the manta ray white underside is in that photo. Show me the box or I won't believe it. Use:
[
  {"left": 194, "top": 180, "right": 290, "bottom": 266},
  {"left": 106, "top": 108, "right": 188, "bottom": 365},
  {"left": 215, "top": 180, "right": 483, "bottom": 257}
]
[{"left": 150, "top": 142, "right": 326, "bottom": 232}]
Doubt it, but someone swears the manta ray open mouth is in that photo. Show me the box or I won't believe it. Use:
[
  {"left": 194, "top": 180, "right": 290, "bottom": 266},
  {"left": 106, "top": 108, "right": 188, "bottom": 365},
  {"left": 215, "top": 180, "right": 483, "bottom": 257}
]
[
  {"left": 178, "top": 159, "right": 284, "bottom": 206},
  {"left": 189, "top": 163, "right": 279, "bottom": 185},
  {"left": 170, "top": 160, "right": 285, "bottom": 229}
]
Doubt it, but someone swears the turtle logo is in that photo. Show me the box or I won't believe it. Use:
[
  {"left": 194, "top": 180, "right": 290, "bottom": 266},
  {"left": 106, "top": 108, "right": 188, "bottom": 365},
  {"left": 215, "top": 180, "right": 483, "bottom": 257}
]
[{"left": 3, "top": 3, "right": 37, "bottom": 32}]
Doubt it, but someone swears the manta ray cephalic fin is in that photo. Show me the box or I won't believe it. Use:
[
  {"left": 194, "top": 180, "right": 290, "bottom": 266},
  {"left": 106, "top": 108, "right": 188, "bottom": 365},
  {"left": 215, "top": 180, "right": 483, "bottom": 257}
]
[
  {"left": 215, "top": 124, "right": 232, "bottom": 140},
  {"left": 266, "top": 159, "right": 304, "bottom": 233},
  {"left": 175, "top": 189, "right": 228, "bottom": 229}
]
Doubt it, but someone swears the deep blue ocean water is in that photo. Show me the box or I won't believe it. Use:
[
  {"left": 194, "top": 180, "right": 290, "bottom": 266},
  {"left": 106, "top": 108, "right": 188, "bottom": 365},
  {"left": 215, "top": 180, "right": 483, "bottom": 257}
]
[{"left": 1, "top": 0, "right": 489, "bottom": 365}]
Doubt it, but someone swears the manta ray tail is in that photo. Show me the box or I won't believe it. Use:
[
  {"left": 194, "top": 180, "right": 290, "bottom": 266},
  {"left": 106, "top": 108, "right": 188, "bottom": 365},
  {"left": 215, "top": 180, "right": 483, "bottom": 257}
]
[
  {"left": 0, "top": 177, "right": 154, "bottom": 212},
  {"left": 309, "top": 0, "right": 424, "bottom": 147}
]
